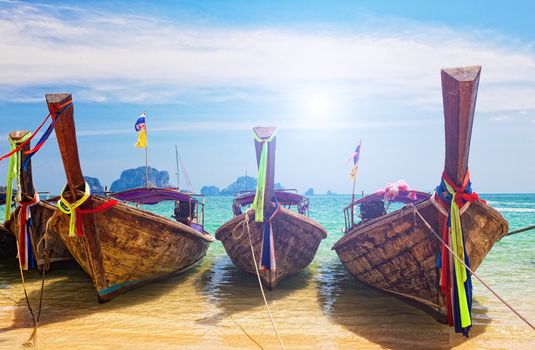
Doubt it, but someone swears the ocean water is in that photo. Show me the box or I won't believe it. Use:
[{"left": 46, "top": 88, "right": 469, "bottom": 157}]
[{"left": 0, "top": 194, "right": 534, "bottom": 349}]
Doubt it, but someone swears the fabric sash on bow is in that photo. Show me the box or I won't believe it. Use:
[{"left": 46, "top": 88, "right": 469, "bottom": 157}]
[
  {"left": 259, "top": 196, "right": 280, "bottom": 271},
  {"left": 17, "top": 193, "right": 40, "bottom": 270},
  {"left": 251, "top": 132, "right": 276, "bottom": 222},
  {"left": 57, "top": 182, "right": 118, "bottom": 237},
  {"left": 435, "top": 169, "right": 484, "bottom": 337},
  {"left": 5, "top": 132, "right": 32, "bottom": 221},
  {"left": 57, "top": 182, "right": 91, "bottom": 237},
  {"left": 251, "top": 131, "right": 277, "bottom": 271}
]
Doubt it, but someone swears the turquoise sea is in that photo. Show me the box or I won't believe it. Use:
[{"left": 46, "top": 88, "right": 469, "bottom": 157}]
[{"left": 0, "top": 194, "right": 534, "bottom": 349}]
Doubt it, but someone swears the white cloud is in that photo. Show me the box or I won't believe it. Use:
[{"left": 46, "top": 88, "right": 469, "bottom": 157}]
[
  {"left": 1, "top": 1, "right": 535, "bottom": 120},
  {"left": 74, "top": 118, "right": 440, "bottom": 136}
]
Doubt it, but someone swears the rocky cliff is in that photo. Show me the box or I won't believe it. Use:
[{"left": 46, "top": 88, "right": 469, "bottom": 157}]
[
  {"left": 200, "top": 185, "right": 220, "bottom": 196},
  {"left": 110, "top": 166, "right": 171, "bottom": 192},
  {"left": 84, "top": 176, "right": 104, "bottom": 193}
]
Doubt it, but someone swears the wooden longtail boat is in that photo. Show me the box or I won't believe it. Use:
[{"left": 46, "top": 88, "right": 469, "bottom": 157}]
[
  {"left": 3, "top": 131, "right": 72, "bottom": 267},
  {"left": 0, "top": 223, "right": 16, "bottom": 258},
  {"left": 44, "top": 93, "right": 214, "bottom": 302},
  {"left": 215, "top": 127, "right": 327, "bottom": 289},
  {"left": 333, "top": 66, "right": 508, "bottom": 323}
]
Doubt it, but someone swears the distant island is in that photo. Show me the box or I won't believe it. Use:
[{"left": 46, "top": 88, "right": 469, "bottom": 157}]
[
  {"left": 305, "top": 188, "right": 314, "bottom": 196},
  {"left": 201, "top": 176, "right": 283, "bottom": 196},
  {"left": 110, "top": 166, "right": 171, "bottom": 192},
  {"left": 84, "top": 176, "right": 104, "bottom": 193},
  {"left": 0, "top": 185, "right": 6, "bottom": 205}
]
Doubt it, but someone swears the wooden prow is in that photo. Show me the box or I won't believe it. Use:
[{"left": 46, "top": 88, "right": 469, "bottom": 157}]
[
  {"left": 9, "top": 131, "right": 35, "bottom": 200},
  {"left": 253, "top": 126, "right": 276, "bottom": 210},
  {"left": 441, "top": 66, "right": 481, "bottom": 186},
  {"left": 45, "top": 93, "right": 107, "bottom": 297},
  {"left": 45, "top": 93, "right": 82, "bottom": 198}
]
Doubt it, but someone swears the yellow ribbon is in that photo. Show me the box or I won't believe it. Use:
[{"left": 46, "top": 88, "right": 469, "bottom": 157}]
[
  {"left": 444, "top": 180, "right": 471, "bottom": 328},
  {"left": 251, "top": 130, "right": 277, "bottom": 222},
  {"left": 57, "top": 182, "right": 91, "bottom": 237},
  {"left": 5, "top": 132, "right": 32, "bottom": 221}
]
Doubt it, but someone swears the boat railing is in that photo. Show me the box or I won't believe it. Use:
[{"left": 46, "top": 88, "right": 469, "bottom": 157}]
[
  {"left": 232, "top": 189, "right": 309, "bottom": 216},
  {"left": 343, "top": 201, "right": 359, "bottom": 233}
]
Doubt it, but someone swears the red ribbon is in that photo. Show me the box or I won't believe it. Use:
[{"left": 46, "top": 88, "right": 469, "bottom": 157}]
[
  {"left": 437, "top": 168, "right": 485, "bottom": 327},
  {"left": 0, "top": 99, "right": 73, "bottom": 162},
  {"left": 439, "top": 215, "right": 453, "bottom": 326},
  {"left": 18, "top": 194, "right": 40, "bottom": 267},
  {"left": 440, "top": 170, "right": 486, "bottom": 209},
  {"left": 73, "top": 199, "right": 118, "bottom": 237}
]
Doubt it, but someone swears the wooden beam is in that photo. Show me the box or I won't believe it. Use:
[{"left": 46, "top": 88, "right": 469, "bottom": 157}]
[
  {"left": 253, "top": 126, "right": 276, "bottom": 210},
  {"left": 45, "top": 93, "right": 107, "bottom": 295},
  {"left": 45, "top": 93, "right": 83, "bottom": 198},
  {"left": 441, "top": 66, "right": 481, "bottom": 186},
  {"left": 9, "top": 131, "right": 35, "bottom": 200}
]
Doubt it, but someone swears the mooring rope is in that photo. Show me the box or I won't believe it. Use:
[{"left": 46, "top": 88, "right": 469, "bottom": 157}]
[
  {"left": 232, "top": 209, "right": 286, "bottom": 349},
  {"left": 15, "top": 228, "right": 48, "bottom": 347},
  {"left": 409, "top": 205, "right": 535, "bottom": 331},
  {"left": 229, "top": 314, "right": 265, "bottom": 350},
  {"left": 504, "top": 224, "right": 535, "bottom": 238}
]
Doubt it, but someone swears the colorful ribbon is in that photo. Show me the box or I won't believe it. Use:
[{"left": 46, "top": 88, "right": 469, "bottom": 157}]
[
  {"left": 57, "top": 182, "right": 91, "bottom": 237},
  {"left": 75, "top": 199, "right": 118, "bottom": 237},
  {"left": 17, "top": 192, "right": 40, "bottom": 270},
  {"left": 259, "top": 195, "right": 280, "bottom": 271},
  {"left": 251, "top": 131, "right": 276, "bottom": 223},
  {"left": 22, "top": 102, "right": 73, "bottom": 171},
  {"left": 57, "top": 182, "right": 118, "bottom": 237},
  {"left": 435, "top": 169, "right": 484, "bottom": 336},
  {"left": 5, "top": 132, "right": 32, "bottom": 221},
  {"left": 0, "top": 100, "right": 72, "bottom": 164},
  {"left": 251, "top": 130, "right": 278, "bottom": 273}
]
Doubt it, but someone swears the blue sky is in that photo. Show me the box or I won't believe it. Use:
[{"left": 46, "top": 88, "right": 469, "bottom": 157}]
[{"left": 0, "top": 0, "right": 534, "bottom": 194}]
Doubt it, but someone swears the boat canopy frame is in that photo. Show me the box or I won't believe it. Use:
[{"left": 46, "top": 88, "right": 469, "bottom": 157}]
[
  {"left": 110, "top": 187, "right": 206, "bottom": 232},
  {"left": 232, "top": 188, "right": 310, "bottom": 216},
  {"left": 343, "top": 190, "right": 430, "bottom": 233}
]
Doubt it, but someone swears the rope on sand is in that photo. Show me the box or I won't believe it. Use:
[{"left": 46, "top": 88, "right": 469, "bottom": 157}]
[
  {"left": 228, "top": 314, "right": 265, "bottom": 350},
  {"left": 232, "top": 209, "right": 286, "bottom": 349},
  {"left": 410, "top": 205, "right": 535, "bottom": 331},
  {"left": 16, "top": 225, "right": 49, "bottom": 347}
]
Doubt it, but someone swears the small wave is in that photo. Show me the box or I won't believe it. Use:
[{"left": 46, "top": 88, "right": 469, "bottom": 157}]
[
  {"left": 495, "top": 207, "right": 535, "bottom": 213},
  {"left": 487, "top": 201, "right": 535, "bottom": 206}
]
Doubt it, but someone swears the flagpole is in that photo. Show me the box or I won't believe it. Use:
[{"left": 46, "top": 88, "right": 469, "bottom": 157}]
[
  {"left": 144, "top": 111, "right": 149, "bottom": 189},
  {"left": 175, "top": 144, "right": 180, "bottom": 190},
  {"left": 350, "top": 139, "right": 362, "bottom": 228}
]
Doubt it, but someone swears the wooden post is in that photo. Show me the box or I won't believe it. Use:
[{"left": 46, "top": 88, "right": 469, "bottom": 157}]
[
  {"left": 8, "top": 131, "right": 35, "bottom": 201},
  {"left": 144, "top": 112, "right": 149, "bottom": 189},
  {"left": 350, "top": 139, "right": 362, "bottom": 228},
  {"left": 441, "top": 66, "right": 481, "bottom": 186},
  {"left": 253, "top": 127, "right": 276, "bottom": 211},
  {"left": 175, "top": 144, "right": 180, "bottom": 189},
  {"left": 45, "top": 93, "right": 107, "bottom": 296}
]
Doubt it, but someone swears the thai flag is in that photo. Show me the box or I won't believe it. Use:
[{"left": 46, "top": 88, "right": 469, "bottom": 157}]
[
  {"left": 349, "top": 140, "right": 362, "bottom": 180},
  {"left": 351, "top": 142, "right": 361, "bottom": 165},
  {"left": 135, "top": 113, "right": 146, "bottom": 131}
]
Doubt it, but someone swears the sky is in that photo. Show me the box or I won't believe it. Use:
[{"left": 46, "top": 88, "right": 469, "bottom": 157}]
[{"left": 0, "top": 0, "right": 534, "bottom": 194}]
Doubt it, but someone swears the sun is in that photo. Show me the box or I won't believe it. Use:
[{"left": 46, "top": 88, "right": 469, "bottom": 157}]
[{"left": 301, "top": 89, "right": 334, "bottom": 121}]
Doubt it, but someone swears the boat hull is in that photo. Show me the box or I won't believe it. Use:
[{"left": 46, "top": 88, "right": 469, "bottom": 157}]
[
  {"left": 5, "top": 201, "right": 72, "bottom": 267},
  {"left": 48, "top": 195, "right": 214, "bottom": 302},
  {"left": 215, "top": 207, "right": 327, "bottom": 288},
  {"left": 332, "top": 199, "right": 508, "bottom": 321}
]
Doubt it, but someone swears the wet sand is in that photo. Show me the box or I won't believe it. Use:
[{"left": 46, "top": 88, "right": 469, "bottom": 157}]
[{"left": 1, "top": 250, "right": 534, "bottom": 350}]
